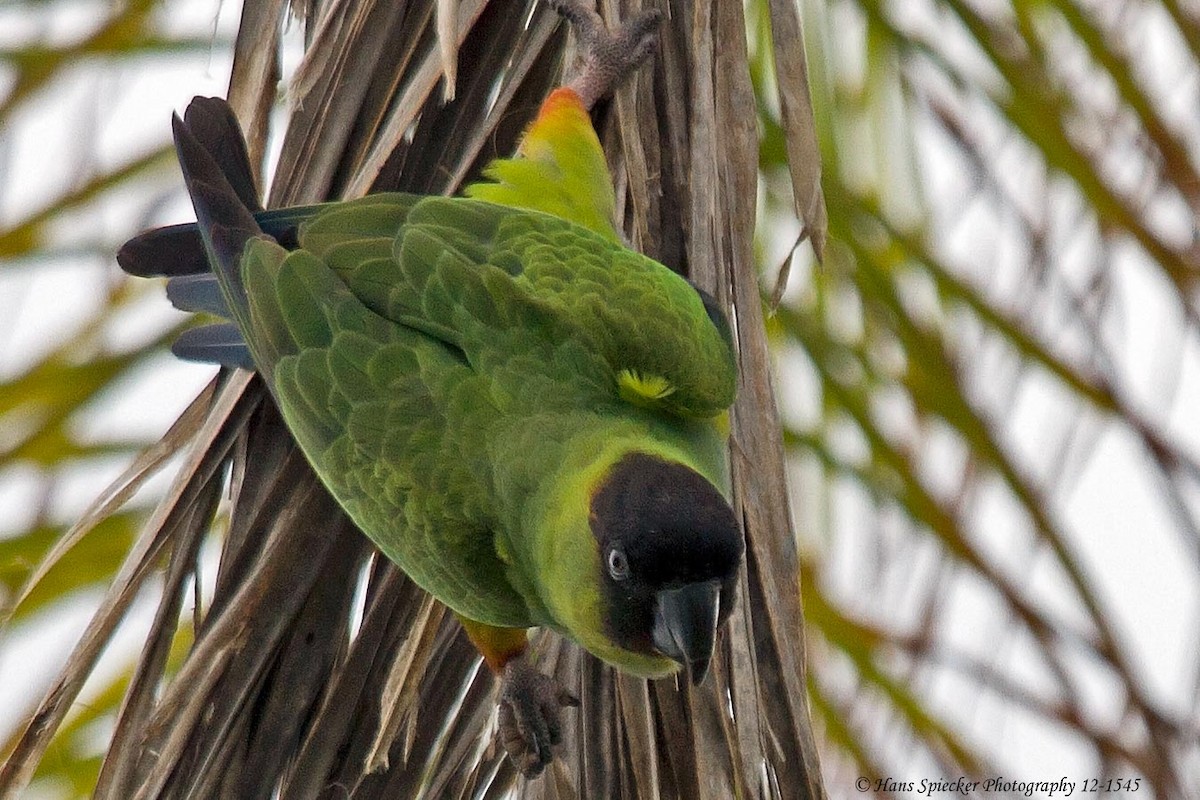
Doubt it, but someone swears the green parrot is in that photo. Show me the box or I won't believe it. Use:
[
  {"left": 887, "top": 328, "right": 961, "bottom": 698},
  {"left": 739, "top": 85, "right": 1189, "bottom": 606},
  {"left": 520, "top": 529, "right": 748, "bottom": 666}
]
[{"left": 118, "top": 0, "right": 742, "bottom": 777}]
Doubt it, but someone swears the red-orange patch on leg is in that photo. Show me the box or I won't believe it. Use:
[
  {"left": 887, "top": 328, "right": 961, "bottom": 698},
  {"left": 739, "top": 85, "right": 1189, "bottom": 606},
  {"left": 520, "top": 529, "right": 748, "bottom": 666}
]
[{"left": 457, "top": 616, "right": 529, "bottom": 673}]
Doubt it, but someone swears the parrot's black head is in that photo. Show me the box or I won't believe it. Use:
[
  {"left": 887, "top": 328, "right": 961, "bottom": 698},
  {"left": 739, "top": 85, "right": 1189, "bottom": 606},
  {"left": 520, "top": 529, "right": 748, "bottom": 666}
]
[{"left": 590, "top": 452, "right": 743, "bottom": 684}]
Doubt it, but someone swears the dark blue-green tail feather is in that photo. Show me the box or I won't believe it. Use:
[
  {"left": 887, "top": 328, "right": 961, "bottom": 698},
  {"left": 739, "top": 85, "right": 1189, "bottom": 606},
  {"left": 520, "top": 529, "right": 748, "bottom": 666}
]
[
  {"left": 116, "top": 97, "right": 285, "bottom": 370},
  {"left": 180, "top": 96, "right": 262, "bottom": 215},
  {"left": 172, "top": 323, "right": 255, "bottom": 370},
  {"left": 117, "top": 222, "right": 210, "bottom": 278},
  {"left": 116, "top": 97, "right": 340, "bottom": 370},
  {"left": 165, "top": 273, "right": 229, "bottom": 317},
  {"left": 170, "top": 109, "right": 261, "bottom": 312},
  {"left": 118, "top": 206, "right": 316, "bottom": 279}
]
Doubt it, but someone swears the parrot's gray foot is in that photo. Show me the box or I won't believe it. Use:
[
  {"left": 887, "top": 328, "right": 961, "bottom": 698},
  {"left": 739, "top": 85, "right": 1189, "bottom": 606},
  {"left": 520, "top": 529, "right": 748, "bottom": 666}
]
[
  {"left": 497, "top": 656, "right": 580, "bottom": 778},
  {"left": 548, "top": 0, "right": 662, "bottom": 110}
]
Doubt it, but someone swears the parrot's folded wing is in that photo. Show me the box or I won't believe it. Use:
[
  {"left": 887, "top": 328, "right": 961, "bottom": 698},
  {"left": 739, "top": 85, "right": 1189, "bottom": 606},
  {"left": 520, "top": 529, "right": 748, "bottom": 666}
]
[
  {"left": 165, "top": 101, "right": 535, "bottom": 627},
  {"left": 237, "top": 242, "right": 533, "bottom": 626}
]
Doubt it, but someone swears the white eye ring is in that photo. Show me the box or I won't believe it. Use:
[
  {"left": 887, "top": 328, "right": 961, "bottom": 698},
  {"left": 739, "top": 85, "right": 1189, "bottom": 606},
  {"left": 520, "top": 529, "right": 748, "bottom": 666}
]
[{"left": 607, "top": 548, "right": 631, "bottom": 581}]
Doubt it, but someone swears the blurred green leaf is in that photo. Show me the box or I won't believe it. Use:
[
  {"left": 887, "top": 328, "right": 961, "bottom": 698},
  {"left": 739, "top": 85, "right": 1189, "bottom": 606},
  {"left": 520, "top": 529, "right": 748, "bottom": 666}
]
[
  {"left": 0, "top": 510, "right": 142, "bottom": 623},
  {"left": 0, "top": 146, "right": 176, "bottom": 260}
]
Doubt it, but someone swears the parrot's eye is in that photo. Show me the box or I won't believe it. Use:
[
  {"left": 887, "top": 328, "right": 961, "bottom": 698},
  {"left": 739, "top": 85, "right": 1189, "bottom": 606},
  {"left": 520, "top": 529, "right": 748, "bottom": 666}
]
[{"left": 607, "top": 548, "right": 631, "bottom": 581}]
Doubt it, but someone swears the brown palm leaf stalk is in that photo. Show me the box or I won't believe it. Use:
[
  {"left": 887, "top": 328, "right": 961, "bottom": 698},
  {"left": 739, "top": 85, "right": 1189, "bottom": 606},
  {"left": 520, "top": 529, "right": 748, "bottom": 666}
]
[{"left": 0, "top": 0, "right": 828, "bottom": 797}]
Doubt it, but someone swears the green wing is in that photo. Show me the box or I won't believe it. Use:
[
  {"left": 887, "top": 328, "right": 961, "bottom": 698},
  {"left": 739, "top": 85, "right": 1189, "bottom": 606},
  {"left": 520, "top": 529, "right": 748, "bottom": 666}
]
[{"left": 236, "top": 236, "right": 532, "bottom": 627}]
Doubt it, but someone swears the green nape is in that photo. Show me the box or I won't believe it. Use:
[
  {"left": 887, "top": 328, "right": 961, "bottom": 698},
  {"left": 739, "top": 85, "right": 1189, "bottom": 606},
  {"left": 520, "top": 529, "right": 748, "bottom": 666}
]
[{"left": 466, "top": 87, "right": 618, "bottom": 243}]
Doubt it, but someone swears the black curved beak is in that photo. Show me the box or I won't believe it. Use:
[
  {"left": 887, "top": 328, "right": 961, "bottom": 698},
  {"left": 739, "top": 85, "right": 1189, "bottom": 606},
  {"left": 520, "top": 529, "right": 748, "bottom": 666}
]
[{"left": 651, "top": 580, "right": 721, "bottom": 685}]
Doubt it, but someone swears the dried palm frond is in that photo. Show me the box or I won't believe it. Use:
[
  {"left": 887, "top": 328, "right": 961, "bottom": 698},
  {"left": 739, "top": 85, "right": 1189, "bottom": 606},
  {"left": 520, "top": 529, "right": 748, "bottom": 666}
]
[{"left": 0, "top": 0, "right": 827, "bottom": 798}]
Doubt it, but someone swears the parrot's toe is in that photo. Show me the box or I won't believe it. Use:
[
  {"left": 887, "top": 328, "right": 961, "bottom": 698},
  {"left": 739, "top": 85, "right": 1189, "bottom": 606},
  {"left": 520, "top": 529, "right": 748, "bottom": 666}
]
[
  {"left": 498, "top": 657, "right": 580, "bottom": 778},
  {"left": 548, "top": 0, "right": 664, "bottom": 110}
]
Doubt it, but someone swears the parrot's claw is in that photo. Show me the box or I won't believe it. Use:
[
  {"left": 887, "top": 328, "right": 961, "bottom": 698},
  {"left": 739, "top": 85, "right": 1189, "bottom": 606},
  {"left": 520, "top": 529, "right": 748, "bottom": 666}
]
[
  {"left": 548, "top": 0, "right": 663, "bottom": 110},
  {"left": 497, "top": 657, "right": 580, "bottom": 778}
]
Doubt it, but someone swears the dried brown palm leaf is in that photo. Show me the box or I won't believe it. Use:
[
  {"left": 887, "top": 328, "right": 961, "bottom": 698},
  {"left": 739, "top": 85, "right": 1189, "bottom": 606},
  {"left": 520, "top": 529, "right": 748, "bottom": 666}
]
[{"left": 0, "top": 1, "right": 828, "bottom": 798}]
